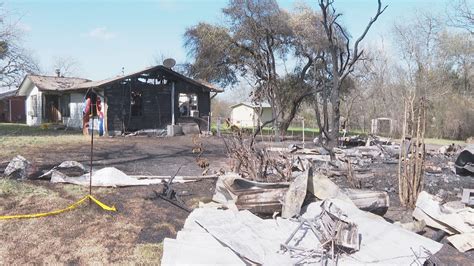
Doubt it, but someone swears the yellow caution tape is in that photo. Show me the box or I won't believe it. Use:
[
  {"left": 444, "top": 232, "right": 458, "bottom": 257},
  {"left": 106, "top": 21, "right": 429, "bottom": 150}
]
[
  {"left": 0, "top": 195, "right": 116, "bottom": 220},
  {"left": 88, "top": 195, "right": 116, "bottom": 211}
]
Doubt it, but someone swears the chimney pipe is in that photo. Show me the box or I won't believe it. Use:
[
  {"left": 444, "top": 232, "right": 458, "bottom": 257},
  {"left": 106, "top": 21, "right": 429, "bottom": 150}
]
[{"left": 55, "top": 68, "right": 60, "bottom": 77}]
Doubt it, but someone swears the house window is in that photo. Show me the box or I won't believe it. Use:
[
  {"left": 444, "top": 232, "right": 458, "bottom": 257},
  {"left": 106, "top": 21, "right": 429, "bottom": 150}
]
[
  {"left": 60, "top": 94, "right": 70, "bottom": 117},
  {"left": 178, "top": 93, "right": 198, "bottom": 117},
  {"left": 131, "top": 89, "right": 143, "bottom": 116},
  {"left": 30, "top": 95, "right": 37, "bottom": 116}
]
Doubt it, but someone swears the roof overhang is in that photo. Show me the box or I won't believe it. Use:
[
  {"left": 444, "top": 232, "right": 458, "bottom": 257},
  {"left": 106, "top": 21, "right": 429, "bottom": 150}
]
[{"left": 72, "top": 65, "right": 224, "bottom": 93}]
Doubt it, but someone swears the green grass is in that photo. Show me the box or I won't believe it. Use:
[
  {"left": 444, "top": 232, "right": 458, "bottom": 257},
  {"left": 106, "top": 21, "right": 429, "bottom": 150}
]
[
  {"left": 0, "top": 179, "right": 54, "bottom": 197},
  {"left": 0, "top": 122, "right": 82, "bottom": 136},
  {"left": 0, "top": 123, "right": 88, "bottom": 160},
  {"left": 424, "top": 138, "right": 466, "bottom": 146},
  {"left": 287, "top": 127, "right": 319, "bottom": 133}
]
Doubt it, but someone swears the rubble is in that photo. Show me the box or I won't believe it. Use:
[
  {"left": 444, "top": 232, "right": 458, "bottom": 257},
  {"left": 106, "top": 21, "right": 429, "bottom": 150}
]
[
  {"left": 308, "top": 171, "right": 390, "bottom": 215},
  {"left": 454, "top": 144, "right": 474, "bottom": 175},
  {"left": 461, "top": 189, "right": 474, "bottom": 206},
  {"left": 438, "top": 143, "right": 462, "bottom": 156},
  {"left": 40, "top": 161, "right": 86, "bottom": 178},
  {"left": 181, "top": 123, "right": 201, "bottom": 135},
  {"left": 50, "top": 167, "right": 163, "bottom": 187},
  {"left": 342, "top": 188, "right": 390, "bottom": 215},
  {"left": 413, "top": 191, "right": 474, "bottom": 235},
  {"left": 162, "top": 198, "right": 442, "bottom": 265},
  {"left": 394, "top": 220, "right": 427, "bottom": 233},
  {"left": 281, "top": 165, "right": 309, "bottom": 218},
  {"left": 161, "top": 132, "right": 472, "bottom": 261},
  {"left": 412, "top": 191, "right": 474, "bottom": 252},
  {"left": 281, "top": 201, "right": 360, "bottom": 264},
  {"left": 47, "top": 165, "right": 203, "bottom": 187},
  {"left": 3, "top": 155, "right": 36, "bottom": 179},
  {"left": 213, "top": 173, "right": 290, "bottom": 214},
  {"left": 447, "top": 233, "right": 474, "bottom": 252}
]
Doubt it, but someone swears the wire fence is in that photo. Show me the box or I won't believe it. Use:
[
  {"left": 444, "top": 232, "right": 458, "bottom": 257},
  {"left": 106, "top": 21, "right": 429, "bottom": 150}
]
[{"left": 211, "top": 116, "right": 320, "bottom": 142}]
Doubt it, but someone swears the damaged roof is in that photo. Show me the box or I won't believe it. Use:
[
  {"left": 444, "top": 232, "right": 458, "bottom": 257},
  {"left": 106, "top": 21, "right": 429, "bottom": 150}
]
[
  {"left": 72, "top": 65, "right": 224, "bottom": 93},
  {"left": 18, "top": 75, "right": 90, "bottom": 94}
]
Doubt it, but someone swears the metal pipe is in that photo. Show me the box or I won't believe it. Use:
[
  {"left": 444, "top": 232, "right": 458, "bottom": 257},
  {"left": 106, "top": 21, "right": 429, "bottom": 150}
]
[
  {"left": 302, "top": 118, "right": 305, "bottom": 149},
  {"left": 171, "top": 81, "right": 175, "bottom": 125},
  {"left": 89, "top": 100, "right": 94, "bottom": 202},
  {"left": 9, "top": 99, "right": 12, "bottom": 122}
]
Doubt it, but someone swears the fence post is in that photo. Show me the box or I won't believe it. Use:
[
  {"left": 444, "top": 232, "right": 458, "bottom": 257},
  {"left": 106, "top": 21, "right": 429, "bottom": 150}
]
[
  {"left": 207, "top": 115, "right": 210, "bottom": 132},
  {"left": 217, "top": 117, "right": 221, "bottom": 137},
  {"left": 302, "top": 118, "right": 305, "bottom": 149}
]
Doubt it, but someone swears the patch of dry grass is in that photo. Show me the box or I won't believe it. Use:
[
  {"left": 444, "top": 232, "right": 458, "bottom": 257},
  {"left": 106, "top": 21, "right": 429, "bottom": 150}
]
[
  {"left": 0, "top": 179, "right": 52, "bottom": 197},
  {"left": 186, "top": 196, "right": 213, "bottom": 208},
  {"left": 132, "top": 243, "right": 164, "bottom": 264}
]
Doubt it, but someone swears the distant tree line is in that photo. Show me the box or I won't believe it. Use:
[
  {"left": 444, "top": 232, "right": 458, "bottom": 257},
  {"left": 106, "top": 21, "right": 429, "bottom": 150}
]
[
  {"left": 344, "top": 0, "right": 473, "bottom": 140},
  {"left": 188, "top": 0, "right": 473, "bottom": 148}
]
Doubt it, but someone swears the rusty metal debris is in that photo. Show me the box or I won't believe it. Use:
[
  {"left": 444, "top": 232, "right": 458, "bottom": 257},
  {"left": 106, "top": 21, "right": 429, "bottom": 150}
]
[
  {"left": 152, "top": 165, "right": 191, "bottom": 212},
  {"left": 281, "top": 201, "right": 359, "bottom": 264},
  {"left": 214, "top": 174, "right": 290, "bottom": 214}
]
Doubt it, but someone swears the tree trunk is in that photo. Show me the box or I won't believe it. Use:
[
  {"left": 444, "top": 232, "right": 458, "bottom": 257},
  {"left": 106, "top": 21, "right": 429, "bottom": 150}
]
[
  {"left": 278, "top": 92, "right": 310, "bottom": 136},
  {"left": 326, "top": 51, "right": 342, "bottom": 160},
  {"left": 271, "top": 101, "right": 281, "bottom": 142}
]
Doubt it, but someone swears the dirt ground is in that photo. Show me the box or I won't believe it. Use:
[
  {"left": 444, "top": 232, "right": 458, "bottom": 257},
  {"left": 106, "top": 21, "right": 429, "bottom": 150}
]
[
  {"left": 0, "top": 135, "right": 226, "bottom": 264},
  {"left": 1, "top": 134, "right": 473, "bottom": 264}
]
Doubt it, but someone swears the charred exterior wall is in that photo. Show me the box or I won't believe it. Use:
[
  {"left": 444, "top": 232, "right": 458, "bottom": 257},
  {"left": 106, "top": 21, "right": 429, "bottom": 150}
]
[{"left": 105, "top": 77, "right": 211, "bottom": 135}]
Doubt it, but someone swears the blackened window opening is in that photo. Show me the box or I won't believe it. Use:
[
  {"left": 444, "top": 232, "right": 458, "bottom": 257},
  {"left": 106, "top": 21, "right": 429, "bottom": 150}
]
[{"left": 131, "top": 89, "right": 143, "bottom": 116}]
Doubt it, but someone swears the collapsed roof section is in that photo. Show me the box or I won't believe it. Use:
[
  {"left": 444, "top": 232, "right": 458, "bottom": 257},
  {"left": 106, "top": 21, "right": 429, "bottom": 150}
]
[
  {"left": 72, "top": 65, "right": 223, "bottom": 93},
  {"left": 17, "top": 65, "right": 223, "bottom": 95}
]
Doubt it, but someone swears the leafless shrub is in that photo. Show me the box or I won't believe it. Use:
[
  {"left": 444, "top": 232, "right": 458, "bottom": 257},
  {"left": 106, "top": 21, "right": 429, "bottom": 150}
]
[{"left": 222, "top": 129, "right": 294, "bottom": 183}]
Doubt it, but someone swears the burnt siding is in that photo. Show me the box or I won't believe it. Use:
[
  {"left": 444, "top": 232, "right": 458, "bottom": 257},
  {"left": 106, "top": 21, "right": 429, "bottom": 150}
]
[
  {"left": 128, "top": 82, "right": 172, "bottom": 130},
  {"left": 105, "top": 78, "right": 212, "bottom": 134},
  {"left": 198, "top": 91, "right": 210, "bottom": 116},
  {"left": 105, "top": 83, "right": 130, "bottom": 133}
]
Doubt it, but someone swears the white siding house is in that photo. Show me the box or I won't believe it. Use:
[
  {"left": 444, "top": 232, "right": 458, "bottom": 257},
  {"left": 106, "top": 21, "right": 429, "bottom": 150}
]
[
  {"left": 230, "top": 102, "right": 273, "bottom": 127},
  {"left": 17, "top": 75, "right": 96, "bottom": 128}
]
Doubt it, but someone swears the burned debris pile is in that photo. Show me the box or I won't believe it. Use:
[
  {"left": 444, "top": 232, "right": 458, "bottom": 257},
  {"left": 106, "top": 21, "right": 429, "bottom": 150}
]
[{"left": 161, "top": 132, "right": 473, "bottom": 265}]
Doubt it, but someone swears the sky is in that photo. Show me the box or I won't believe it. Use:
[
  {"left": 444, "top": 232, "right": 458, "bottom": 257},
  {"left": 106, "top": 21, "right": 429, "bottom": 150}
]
[{"left": 4, "top": 0, "right": 452, "bottom": 85}]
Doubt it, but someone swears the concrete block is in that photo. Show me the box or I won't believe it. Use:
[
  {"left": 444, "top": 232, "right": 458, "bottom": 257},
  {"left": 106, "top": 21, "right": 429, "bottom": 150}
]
[{"left": 167, "top": 124, "right": 183, "bottom": 136}]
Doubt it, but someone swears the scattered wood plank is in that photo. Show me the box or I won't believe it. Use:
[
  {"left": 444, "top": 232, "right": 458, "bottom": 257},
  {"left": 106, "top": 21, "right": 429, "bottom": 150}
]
[{"left": 343, "top": 188, "right": 390, "bottom": 215}]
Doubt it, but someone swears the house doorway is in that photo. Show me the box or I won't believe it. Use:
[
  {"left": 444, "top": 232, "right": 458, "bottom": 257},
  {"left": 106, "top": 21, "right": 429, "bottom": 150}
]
[{"left": 44, "top": 95, "right": 60, "bottom": 122}]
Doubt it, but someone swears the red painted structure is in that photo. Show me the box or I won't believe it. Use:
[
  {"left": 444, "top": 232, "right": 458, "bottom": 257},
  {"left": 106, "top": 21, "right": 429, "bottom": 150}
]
[{"left": 0, "top": 90, "right": 26, "bottom": 123}]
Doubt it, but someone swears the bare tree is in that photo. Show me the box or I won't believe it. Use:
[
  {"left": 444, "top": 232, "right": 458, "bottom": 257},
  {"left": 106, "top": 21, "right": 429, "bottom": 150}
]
[
  {"left": 0, "top": 5, "right": 40, "bottom": 90},
  {"left": 448, "top": 0, "right": 474, "bottom": 34},
  {"left": 314, "top": 0, "right": 387, "bottom": 159},
  {"left": 50, "top": 56, "right": 81, "bottom": 77}
]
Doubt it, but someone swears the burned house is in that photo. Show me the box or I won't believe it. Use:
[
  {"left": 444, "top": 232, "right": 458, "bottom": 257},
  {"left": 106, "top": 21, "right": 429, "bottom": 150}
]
[{"left": 17, "top": 65, "right": 222, "bottom": 135}]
